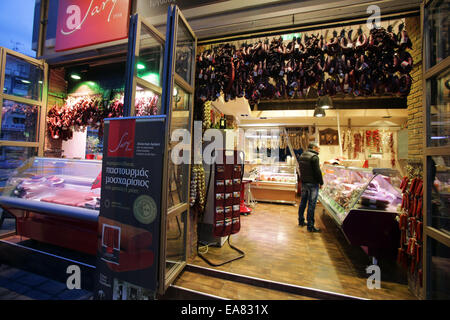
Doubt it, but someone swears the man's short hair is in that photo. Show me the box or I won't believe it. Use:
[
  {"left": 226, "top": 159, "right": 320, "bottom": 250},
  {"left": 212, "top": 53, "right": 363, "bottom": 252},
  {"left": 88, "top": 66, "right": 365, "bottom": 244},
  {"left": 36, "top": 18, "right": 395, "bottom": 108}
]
[{"left": 308, "top": 143, "right": 319, "bottom": 149}]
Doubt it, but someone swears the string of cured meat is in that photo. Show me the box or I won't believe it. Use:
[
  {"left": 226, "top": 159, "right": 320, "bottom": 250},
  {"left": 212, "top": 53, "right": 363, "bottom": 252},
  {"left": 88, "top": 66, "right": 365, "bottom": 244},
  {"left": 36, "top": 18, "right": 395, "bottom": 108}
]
[
  {"left": 196, "top": 23, "right": 414, "bottom": 107},
  {"left": 398, "top": 164, "right": 423, "bottom": 290}
]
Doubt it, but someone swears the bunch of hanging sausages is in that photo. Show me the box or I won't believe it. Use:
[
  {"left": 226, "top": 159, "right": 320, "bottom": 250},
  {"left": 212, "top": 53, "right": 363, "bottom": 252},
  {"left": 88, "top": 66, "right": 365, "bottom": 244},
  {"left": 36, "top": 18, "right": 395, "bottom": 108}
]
[
  {"left": 196, "top": 23, "right": 413, "bottom": 106},
  {"left": 398, "top": 175, "right": 423, "bottom": 287},
  {"left": 47, "top": 96, "right": 123, "bottom": 141}
]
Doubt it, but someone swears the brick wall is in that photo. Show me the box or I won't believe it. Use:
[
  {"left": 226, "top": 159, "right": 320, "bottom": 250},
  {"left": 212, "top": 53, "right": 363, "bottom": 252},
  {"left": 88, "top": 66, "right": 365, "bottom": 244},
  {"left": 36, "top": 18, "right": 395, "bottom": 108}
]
[{"left": 406, "top": 16, "right": 424, "bottom": 160}]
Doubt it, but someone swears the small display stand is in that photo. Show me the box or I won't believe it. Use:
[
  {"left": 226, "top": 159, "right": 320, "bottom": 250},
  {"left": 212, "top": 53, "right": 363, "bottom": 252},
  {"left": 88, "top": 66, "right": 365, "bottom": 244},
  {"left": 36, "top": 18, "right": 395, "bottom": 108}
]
[{"left": 198, "top": 149, "right": 245, "bottom": 267}]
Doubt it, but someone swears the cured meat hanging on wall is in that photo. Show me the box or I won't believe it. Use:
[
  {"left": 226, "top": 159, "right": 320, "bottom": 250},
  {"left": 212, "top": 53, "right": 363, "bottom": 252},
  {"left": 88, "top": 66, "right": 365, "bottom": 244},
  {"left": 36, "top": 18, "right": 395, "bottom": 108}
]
[
  {"left": 46, "top": 91, "right": 159, "bottom": 141},
  {"left": 196, "top": 23, "right": 414, "bottom": 107}
]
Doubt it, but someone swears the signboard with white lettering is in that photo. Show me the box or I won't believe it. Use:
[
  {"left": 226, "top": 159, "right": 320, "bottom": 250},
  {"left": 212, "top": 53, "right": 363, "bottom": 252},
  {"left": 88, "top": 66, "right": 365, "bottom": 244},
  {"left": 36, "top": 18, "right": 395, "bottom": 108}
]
[
  {"left": 55, "top": 0, "right": 131, "bottom": 52},
  {"left": 94, "top": 116, "right": 166, "bottom": 300}
]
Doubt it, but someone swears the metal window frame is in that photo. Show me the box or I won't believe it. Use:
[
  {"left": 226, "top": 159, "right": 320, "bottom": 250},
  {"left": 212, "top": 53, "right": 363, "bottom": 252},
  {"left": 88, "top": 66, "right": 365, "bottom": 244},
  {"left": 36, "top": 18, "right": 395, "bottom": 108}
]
[
  {"left": 0, "top": 47, "right": 48, "bottom": 157},
  {"left": 124, "top": 14, "right": 165, "bottom": 117},
  {"left": 421, "top": 0, "right": 450, "bottom": 300},
  {"left": 158, "top": 4, "right": 197, "bottom": 295},
  {"left": 124, "top": 6, "right": 197, "bottom": 296}
]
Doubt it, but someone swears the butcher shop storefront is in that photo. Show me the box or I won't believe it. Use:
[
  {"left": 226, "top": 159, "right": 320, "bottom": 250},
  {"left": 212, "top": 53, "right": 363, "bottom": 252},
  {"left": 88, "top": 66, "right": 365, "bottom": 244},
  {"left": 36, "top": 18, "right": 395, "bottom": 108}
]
[{"left": 0, "top": 0, "right": 448, "bottom": 300}]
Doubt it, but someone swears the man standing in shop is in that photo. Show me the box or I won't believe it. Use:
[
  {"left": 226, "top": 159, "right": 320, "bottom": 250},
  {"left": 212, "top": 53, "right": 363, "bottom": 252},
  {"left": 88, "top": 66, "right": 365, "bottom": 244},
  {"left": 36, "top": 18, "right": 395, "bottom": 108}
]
[{"left": 298, "top": 143, "right": 323, "bottom": 232}]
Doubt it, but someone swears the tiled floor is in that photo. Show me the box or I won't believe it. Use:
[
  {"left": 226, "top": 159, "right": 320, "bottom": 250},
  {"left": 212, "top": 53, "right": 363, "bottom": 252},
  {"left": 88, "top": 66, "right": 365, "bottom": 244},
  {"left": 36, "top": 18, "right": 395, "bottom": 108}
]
[
  {"left": 185, "top": 202, "right": 416, "bottom": 300},
  {"left": 0, "top": 264, "right": 92, "bottom": 300}
]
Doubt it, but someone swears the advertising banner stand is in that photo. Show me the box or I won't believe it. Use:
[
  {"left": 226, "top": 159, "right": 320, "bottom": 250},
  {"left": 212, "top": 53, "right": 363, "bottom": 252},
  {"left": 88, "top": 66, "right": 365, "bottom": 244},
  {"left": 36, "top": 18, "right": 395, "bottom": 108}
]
[{"left": 94, "top": 116, "right": 166, "bottom": 300}]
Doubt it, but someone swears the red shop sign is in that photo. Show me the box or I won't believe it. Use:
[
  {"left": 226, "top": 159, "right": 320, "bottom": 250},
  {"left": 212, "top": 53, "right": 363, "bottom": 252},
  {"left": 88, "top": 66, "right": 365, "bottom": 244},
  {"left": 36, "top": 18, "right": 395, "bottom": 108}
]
[{"left": 55, "top": 0, "right": 131, "bottom": 52}]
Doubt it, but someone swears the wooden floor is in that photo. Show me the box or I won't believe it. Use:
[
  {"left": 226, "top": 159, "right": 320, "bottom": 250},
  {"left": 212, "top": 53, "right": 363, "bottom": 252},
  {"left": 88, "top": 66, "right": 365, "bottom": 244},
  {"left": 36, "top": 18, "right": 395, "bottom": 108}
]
[{"left": 183, "top": 201, "right": 417, "bottom": 300}]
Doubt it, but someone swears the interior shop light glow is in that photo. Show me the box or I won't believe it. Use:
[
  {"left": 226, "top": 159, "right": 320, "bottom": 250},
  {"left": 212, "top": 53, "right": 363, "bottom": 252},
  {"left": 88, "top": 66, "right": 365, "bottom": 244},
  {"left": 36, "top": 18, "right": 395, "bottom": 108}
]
[{"left": 141, "top": 73, "right": 160, "bottom": 86}]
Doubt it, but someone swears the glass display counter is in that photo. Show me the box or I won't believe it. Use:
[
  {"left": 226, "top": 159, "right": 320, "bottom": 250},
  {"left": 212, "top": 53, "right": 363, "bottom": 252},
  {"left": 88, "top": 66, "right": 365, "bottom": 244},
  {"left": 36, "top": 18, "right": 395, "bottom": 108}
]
[
  {"left": 0, "top": 157, "right": 102, "bottom": 255},
  {"left": 249, "top": 164, "right": 297, "bottom": 205},
  {"left": 319, "top": 164, "right": 403, "bottom": 259}
]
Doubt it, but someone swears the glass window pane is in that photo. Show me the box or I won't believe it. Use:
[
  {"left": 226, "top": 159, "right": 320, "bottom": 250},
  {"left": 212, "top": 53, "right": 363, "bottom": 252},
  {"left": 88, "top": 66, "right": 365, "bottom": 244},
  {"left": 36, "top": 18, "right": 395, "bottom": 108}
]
[
  {"left": 0, "top": 146, "right": 36, "bottom": 189},
  {"left": 429, "top": 155, "right": 450, "bottom": 234},
  {"left": 175, "top": 20, "right": 195, "bottom": 85},
  {"left": 425, "top": 0, "right": 450, "bottom": 69},
  {"left": 165, "top": 211, "right": 186, "bottom": 281},
  {"left": 1, "top": 100, "right": 39, "bottom": 142},
  {"left": 4, "top": 54, "right": 43, "bottom": 101},
  {"left": 427, "top": 68, "right": 450, "bottom": 147},
  {"left": 167, "top": 85, "right": 191, "bottom": 208},
  {"left": 135, "top": 86, "right": 161, "bottom": 116},
  {"left": 137, "top": 25, "right": 164, "bottom": 88},
  {"left": 428, "top": 237, "right": 450, "bottom": 299}
]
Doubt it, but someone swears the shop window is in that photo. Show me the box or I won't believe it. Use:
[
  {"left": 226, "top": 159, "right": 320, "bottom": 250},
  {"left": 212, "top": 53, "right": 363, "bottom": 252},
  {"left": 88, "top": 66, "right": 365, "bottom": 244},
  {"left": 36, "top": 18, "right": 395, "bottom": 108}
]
[
  {"left": 428, "top": 237, "right": 450, "bottom": 299},
  {"left": 429, "top": 155, "right": 450, "bottom": 234},
  {"left": 0, "top": 146, "right": 36, "bottom": 189},
  {"left": 165, "top": 211, "right": 187, "bottom": 278},
  {"left": 425, "top": 0, "right": 450, "bottom": 70},
  {"left": 167, "top": 85, "right": 191, "bottom": 208},
  {"left": 1, "top": 100, "right": 39, "bottom": 142},
  {"left": 4, "top": 54, "right": 43, "bottom": 101},
  {"left": 175, "top": 20, "right": 195, "bottom": 86},
  {"left": 173, "top": 84, "right": 191, "bottom": 112},
  {"left": 427, "top": 68, "right": 450, "bottom": 147},
  {"left": 137, "top": 25, "right": 164, "bottom": 88},
  {"left": 135, "top": 87, "right": 161, "bottom": 116}
]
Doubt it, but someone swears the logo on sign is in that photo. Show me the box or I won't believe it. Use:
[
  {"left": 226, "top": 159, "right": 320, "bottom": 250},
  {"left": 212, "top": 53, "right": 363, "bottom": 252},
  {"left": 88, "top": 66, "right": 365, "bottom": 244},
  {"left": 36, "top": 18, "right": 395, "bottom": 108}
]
[
  {"left": 61, "top": 0, "right": 119, "bottom": 35},
  {"left": 56, "top": 0, "right": 130, "bottom": 52},
  {"left": 108, "top": 119, "right": 135, "bottom": 158}
]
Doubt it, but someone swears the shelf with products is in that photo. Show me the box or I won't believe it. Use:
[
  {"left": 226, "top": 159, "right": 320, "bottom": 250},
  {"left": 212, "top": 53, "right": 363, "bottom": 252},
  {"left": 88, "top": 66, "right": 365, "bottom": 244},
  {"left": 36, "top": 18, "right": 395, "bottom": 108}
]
[
  {"left": 0, "top": 157, "right": 102, "bottom": 255},
  {"left": 319, "top": 164, "right": 403, "bottom": 259}
]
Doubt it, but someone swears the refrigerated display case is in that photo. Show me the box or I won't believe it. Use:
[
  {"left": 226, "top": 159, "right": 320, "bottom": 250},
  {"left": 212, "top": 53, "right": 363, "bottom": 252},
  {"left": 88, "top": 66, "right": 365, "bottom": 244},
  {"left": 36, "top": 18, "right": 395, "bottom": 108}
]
[
  {"left": 0, "top": 157, "right": 102, "bottom": 255},
  {"left": 250, "top": 164, "right": 297, "bottom": 204},
  {"left": 319, "top": 164, "right": 403, "bottom": 259}
]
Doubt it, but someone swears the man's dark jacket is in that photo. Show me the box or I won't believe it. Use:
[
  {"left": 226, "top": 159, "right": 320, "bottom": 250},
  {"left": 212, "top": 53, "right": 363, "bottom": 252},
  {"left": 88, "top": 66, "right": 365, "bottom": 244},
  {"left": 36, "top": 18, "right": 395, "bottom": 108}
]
[{"left": 298, "top": 149, "right": 324, "bottom": 185}]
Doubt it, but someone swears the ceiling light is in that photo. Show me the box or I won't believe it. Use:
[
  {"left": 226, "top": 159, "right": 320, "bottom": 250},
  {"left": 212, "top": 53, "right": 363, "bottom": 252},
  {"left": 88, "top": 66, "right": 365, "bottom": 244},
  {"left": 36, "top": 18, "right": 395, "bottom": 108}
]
[
  {"left": 314, "top": 106, "right": 326, "bottom": 117},
  {"left": 70, "top": 73, "right": 81, "bottom": 80},
  {"left": 137, "top": 63, "right": 146, "bottom": 70},
  {"left": 317, "top": 95, "right": 333, "bottom": 109}
]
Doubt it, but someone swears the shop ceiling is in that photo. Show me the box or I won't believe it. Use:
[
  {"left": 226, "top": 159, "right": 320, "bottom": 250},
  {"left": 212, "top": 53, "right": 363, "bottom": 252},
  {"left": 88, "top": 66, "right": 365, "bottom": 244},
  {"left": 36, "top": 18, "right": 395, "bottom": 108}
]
[{"left": 141, "top": 0, "right": 421, "bottom": 41}]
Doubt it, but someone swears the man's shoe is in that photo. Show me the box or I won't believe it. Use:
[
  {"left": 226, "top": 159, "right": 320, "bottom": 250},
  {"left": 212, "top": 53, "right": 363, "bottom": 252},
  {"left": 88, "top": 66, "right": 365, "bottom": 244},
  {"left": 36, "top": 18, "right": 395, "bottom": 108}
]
[
  {"left": 299, "top": 221, "right": 306, "bottom": 227},
  {"left": 307, "top": 226, "right": 321, "bottom": 233}
]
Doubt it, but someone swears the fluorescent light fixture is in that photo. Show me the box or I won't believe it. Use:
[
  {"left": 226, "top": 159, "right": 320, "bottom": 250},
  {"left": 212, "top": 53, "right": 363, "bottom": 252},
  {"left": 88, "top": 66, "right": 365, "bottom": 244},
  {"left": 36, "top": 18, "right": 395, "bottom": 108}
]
[
  {"left": 71, "top": 74, "right": 81, "bottom": 80},
  {"left": 21, "top": 79, "right": 31, "bottom": 84},
  {"left": 246, "top": 135, "right": 279, "bottom": 139},
  {"left": 430, "top": 136, "right": 448, "bottom": 140}
]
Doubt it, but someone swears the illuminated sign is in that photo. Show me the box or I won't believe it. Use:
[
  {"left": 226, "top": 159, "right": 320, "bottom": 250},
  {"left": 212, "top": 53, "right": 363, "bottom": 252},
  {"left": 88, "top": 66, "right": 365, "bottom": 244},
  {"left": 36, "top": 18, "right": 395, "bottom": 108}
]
[{"left": 55, "top": 0, "right": 131, "bottom": 52}]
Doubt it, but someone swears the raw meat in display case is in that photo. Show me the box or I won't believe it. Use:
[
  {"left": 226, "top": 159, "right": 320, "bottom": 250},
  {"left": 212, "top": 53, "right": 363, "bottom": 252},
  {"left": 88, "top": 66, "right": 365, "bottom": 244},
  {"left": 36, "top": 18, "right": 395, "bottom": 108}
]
[
  {"left": 0, "top": 157, "right": 102, "bottom": 255},
  {"left": 319, "top": 165, "right": 403, "bottom": 259}
]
